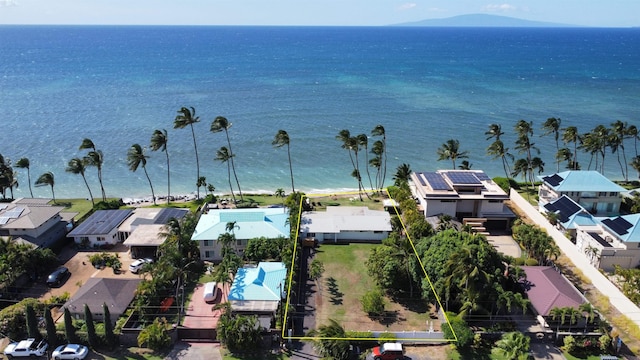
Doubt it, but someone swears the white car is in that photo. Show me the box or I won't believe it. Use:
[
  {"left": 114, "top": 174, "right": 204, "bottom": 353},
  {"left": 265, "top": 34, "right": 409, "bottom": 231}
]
[
  {"left": 51, "top": 343, "right": 89, "bottom": 360},
  {"left": 129, "top": 258, "right": 153, "bottom": 273},
  {"left": 3, "top": 338, "right": 48, "bottom": 358}
]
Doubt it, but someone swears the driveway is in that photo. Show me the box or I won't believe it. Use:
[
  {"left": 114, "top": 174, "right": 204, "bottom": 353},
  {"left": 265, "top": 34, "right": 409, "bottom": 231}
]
[
  {"left": 164, "top": 341, "right": 222, "bottom": 360},
  {"left": 486, "top": 233, "right": 522, "bottom": 259},
  {"left": 182, "top": 282, "right": 228, "bottom": 328}
]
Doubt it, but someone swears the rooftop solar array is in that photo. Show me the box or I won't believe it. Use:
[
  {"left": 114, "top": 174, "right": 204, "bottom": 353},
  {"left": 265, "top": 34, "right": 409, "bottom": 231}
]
[
  {"left": 422, "top": 172, "right": 452, "bottom": 190},
  {"left": 0, "top": 217, "right": 8, "bottom": 225},
  {"left": 154, "top": 208, "right": 189, "bottom": 224},
  {"left": 474, "top": 172, "right": 491, "bottom": 181},
  {"left": 587, "top": 232, "right": 612, "bottom": 248},
  {"left": 3, "top": 207, "right": 24, "bottom": 218},
  {"left": 415, "top": 172, "right": 428, "bottom": 186},
  {"left": 544, "top": 196, "right": 582, "bottom": 223},
  {"left": 543, "top": 174, "right": 564, "bottom": 187},
  {"left": 69, "top": 209, "right": 133, "bottom": 235},
  {"left": 602, "top": 216, "right": 634, "bottom": 236},
  {"left": 445, "top": 172, "right": 482, "bottom": 185},
  {"left": 0, "top": 204, "right": 7, "bottom": 211}
]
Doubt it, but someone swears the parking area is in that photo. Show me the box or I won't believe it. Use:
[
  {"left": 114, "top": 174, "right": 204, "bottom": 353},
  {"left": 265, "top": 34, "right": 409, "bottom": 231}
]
[
  {"left": 182, "top": 282, "right": 228, "bottom": 328},
  {"left": 486, "top": 233, "right": 521, "bottom": 258},
  {"left": 31, "top": 244, "right": 145, "bottom": 319}
]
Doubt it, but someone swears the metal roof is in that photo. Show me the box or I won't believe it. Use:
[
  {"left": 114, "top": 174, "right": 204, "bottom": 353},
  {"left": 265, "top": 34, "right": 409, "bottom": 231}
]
[
  {"left": 521, "top": 266, "right": 587, "bottom": 316},
  {"left": 228, "top": 262, "right": 286, "bottom": 302},
  {"left": 539, "top": 171, "right": 626, "bottom": 192}
]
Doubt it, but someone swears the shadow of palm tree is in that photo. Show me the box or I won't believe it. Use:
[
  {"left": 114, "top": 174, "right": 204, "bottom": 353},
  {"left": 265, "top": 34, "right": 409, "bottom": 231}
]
[{"left": 326, "top": 277, "right": 343, "bottom": 305}]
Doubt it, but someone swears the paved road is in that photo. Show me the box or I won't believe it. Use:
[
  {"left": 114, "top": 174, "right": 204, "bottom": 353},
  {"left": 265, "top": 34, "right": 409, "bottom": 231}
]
[{"left": 164, "top": 341, "right": 222, "bottom": 360}]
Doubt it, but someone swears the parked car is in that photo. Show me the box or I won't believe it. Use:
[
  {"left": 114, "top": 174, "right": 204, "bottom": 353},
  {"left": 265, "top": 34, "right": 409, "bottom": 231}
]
[
  {"left": 3, "top": 338, "right": 48, "bottom": 358},
  {"left": 129, "top": 258, "right": 153, "bottom": 273},
  {"left": 46, "top": 267, "right": 70, "bottom": 287},
  {"left": 370, "top": 342, "right": 405, "bottom": 360},
  {"left": 203, "top": 281, "right": 219, "bottom": 303},
  {"left": 51, "top": 343, "right": 89, "bottom": 360}
]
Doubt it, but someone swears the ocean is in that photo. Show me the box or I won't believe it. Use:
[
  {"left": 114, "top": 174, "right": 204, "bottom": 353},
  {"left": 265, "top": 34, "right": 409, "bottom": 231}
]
[{"left": 0, "top": 26, "right": 639, "bottom": 200}]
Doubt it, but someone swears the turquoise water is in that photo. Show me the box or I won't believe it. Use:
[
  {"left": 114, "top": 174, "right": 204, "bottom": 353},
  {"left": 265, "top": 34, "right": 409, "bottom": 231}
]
[{"left": 0, "top": 26, "right": 639, "bottom": 199}]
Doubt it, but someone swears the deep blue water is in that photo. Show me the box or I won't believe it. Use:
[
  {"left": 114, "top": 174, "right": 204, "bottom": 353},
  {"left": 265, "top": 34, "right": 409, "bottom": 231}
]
[{"left": 0, "top": 26, "right": 639, "bottom": 199}]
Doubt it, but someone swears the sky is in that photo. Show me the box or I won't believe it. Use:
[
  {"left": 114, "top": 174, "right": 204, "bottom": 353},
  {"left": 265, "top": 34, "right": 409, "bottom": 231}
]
[{"left": 0, "top": 0, "right": 638, "bottom": 27}]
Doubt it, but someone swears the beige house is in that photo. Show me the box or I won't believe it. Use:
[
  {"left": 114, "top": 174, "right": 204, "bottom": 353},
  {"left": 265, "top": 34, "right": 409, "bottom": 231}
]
[
  {"left": 0, "top": 198, "right": 74, "bottom": 248},
  {"left": 300, "top": 206, "right": 392, "bottom": 243}
]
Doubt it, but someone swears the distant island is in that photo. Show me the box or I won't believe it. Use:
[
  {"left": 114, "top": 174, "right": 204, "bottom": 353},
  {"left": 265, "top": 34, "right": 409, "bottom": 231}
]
[{"left": 393, "top": 14, "right": 579, "bottom": 27}]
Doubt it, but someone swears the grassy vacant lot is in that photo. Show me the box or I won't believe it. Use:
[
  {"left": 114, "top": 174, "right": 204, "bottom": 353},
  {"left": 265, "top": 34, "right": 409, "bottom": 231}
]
[{"left": 313, "top": 243, "right": 436, "bottom": 332}]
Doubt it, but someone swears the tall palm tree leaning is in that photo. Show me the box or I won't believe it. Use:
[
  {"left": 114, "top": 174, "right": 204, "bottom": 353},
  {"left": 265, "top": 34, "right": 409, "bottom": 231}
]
[
  {"left": 65, "top": 157, "right": 95, "bottom": 206},
  {"left": 174, "top": 107, "right": 201, "bottom": 199},
  {"left": 150, "top": 129, "right": 170, "bottom": 205},
  {"left": 272, "top": 130, "right": 295, "bottom": 193},
  {"left": 127, "top": 144, "right": 156, "bottom": 205},
  {"left": 336, "top": 129, "right": 364, "bottom": 200},
  {"left": 211, "top": 116, "right": 243, "bottom": 203},
  {"left": 35, "top": 171, "right": 56, "bottom": 204},
  {"left": 561, "top": 125, "right": 581, "bottom": 170},
  {"left": 15, "top": 158, "right": 33, "bottom": 197},
  {"left": 437, "top": 139, "right": 469, "bottom": 169},
  {"left": 79, "top": 138, "right": 107, "bottom": 202},
  {"left": 215, "top": 146, "right": 237, "bottom": 205}
]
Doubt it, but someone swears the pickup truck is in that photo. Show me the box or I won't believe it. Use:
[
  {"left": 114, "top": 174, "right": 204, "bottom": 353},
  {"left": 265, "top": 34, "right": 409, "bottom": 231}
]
[{"left": 3, "top": 338, "right": 48, "bottom": 358}]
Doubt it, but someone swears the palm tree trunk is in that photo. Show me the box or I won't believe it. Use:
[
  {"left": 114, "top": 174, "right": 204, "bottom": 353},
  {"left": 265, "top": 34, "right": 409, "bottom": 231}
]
[
  {"left": 143, "top": 166, "right": 156, "bottom": 205},
  {"left": 226, "top": 161, "right": 237, "bottom": 205},
  {"left": 363, "top": 147, "right": 374, "bottom": 191},
  {"left": 382, "top": 135, "right": 387, "bottom": 188},
  {"left": 189, "top": 124, "right": 200, "bottom": 199},
  {"left": 165, "top": 151, "right": 171, "bottom": 205},
  {"left": 224, "top": 130, "right": 243, "bottom": 202},
  {"left": 81, "top": 174, "right": 95, "bottom": 206},
  {"left": 287, "top": 144, "right": 295, "bottom": 193},
  {"left": 97, "top": 166, "right": 106, "bottom": 202},
  {"left": 26, "top": 169, "right": 33, "bottom": 197}
]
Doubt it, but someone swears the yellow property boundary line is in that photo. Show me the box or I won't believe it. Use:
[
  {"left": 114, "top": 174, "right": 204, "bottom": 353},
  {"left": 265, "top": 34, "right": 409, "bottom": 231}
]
[{"left": 281, "top": 188, "right": 457, "bottom": 343}]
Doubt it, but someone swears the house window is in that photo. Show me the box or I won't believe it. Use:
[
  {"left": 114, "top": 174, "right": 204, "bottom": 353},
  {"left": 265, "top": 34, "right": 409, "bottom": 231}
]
[
  {"left": 308, "top": 233, "right": 316, "bottom": 237},
  {"left": 598, "top": 192, "right": 607, "bottom": 197},
  {"left": 488, "top": 200, "right": 503, "bottom": 203},
  {"left": 607, "top": 203, "right": 614, "bottom": 212},
  {"left": 440, "top": 200, "right": 456, "bottom": 203},
  {"left": 205, "top": 251, "right": 212, "bottom": 258},
  {"left": 609, "top": 192, "right": 618, "bottom": 196},
  {"left": 236, "top": 239, "right": 244, "bottom": 246},
  {"left": 204, "top": 240, "right": 211, "bottom": 246},
  {"left": 97, "top": 236, "right": 105, "bottom": 242},
  {"left": 80, "top": 236, "right": 89, "bottom": 243}
]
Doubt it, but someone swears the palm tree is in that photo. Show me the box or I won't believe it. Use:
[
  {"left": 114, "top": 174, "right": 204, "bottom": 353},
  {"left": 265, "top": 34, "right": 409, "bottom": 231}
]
[
  {"left": 275, "top": 188, "right": 286, "bottom": 210},
  {"left": 437, "top": 139, "right": 469, "bottom": 169},
  {"left": 371, "top": 125, "right": 387, "bottom": 188},
  {"left": 562, "top": 126, "right": 581, "bottom": 170},
  {"left": 542, "top": 117, "right": 562, "bottom": 171},
  {"left": 127, "top": 144, "right": 156, "bottom": 205},
  {"left": 579, "top": 302, "right": 597, "bottom": 331},
  {"left": 211, "top": 116, "right": 243, "bottom": 203},
  {"left": 215, "top": 146, "right": 236, "bottom": 205},
  {"left": 392, "top": 163, "right": 412, "bottom": 186},
  {"left": 370, "top": 140, "right": 384, "bottom": 190},
  {"left": 336, "top": 130, "right": 364, "bottom": 200},
  {"left": 512, "top": 158, "right": 531, "bottom": 198},
  {"left": 514, "top": 120, "right": 539, "bottom": 185},
  {"left": 307, "top": 319, "right": 350, "bottom": 360},
  {"left": 174, "top": 107, "right": 201, "bottom": 199},
  {"left": 555, "top": 148, "right": 573, "bottom": 170},
  {"left": 632, "top": 156, "right": 640, "bottom": 179},
  {"left": 272, "top": 130, "right": 295, "bottom": 193},
  {"left": 79, "top": 138, "right": 106, "bottom": 201},
  {"left": 356, "top": 134, "right": 374, "bottom": 191},
  {"left": 14, "top": 158, "right": 33, "bottom": 197},
  {"left": 611, "top": 120, "right": 629, "bottom": 181},
  {"left": 150, "top": 129, "right": 170, "bottom": 205},
  {"left": 35, "top": 171, "right": 56, "bottom": 203},
  {"left": 627, "top": 124, "right": 639, "bottom": 157},
  {"left": 487, "top": 139, "right": 514, "bottom": 179},
  {"left": 65, "top": 157, "right": 95, "bottom": 206},
  {"left": 196, "top": 176, "right": 207, "bottom": 200},
  {"left": 494, "top": 331, "right": 530, "bottom": 360},
  {"left": 485, "top": 123, "right": 505, "bottom": 141},
  {"left": 458, "top": 160, "right": 472, "bottom": 170}
]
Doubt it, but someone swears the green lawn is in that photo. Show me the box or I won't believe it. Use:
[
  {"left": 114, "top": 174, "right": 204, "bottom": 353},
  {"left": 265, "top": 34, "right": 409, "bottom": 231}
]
[
  {"left": 313, "top": 243, "right": 432, "bottom": 331},
  {"left": 94, "top": 347, "right": 166, "bottom": 360},
  {"left": 222, "top": 351, "right": 290, "bottom": 360}
]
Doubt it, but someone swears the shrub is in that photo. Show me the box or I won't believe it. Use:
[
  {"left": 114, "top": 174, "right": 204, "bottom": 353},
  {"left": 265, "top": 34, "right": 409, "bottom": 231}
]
[
  {"left": 377, "top": 331, "right": 396, "bottom": 344},
  {"left": 360, "top": 288, "right": 386, "bottom": 317},
  {"left": 443, "top": 312, "right": 474, "bottom": 349},
  {"left": 513, "top": 257, "right": 526, "bottom": 266},
  {"left": 524, "top": 258, "right": 539, "bottom": 266},
  {"left": 562, "top": 335, "right": 577, "bottom": 353},
  {"left": 493, "top": 177, "right": 519, "bottom": 193}
]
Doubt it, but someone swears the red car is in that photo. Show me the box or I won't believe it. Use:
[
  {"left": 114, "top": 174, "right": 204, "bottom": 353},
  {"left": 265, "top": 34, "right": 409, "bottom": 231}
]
[{"left": 371, "top": 342, "right": 405, "bottom": 360}]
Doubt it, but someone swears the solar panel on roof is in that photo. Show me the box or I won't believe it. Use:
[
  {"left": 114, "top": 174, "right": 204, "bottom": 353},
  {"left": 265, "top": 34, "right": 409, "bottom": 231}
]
[
  {"left": 475, "top": 172, "right": 491, "bottom": 181},
  {"left": 543, "top": 174, "right": 564, "bottom": 187},
  {"left": 544, "top": 196, "right": 581, "bottom": 223},
  {"left": 415, "top": 172, "right": 427, "bottom": 186},
  {"left": 423, "top": 172, "right": 451, "bottom": 190},
  {"left": 154, "top": 208, "right": 188, "bottom": 224},
  {"left": 0, "top": 204, "right": 7, "bottom": 211},
  {"left": 0, "top": 217, "right": 9, "bottom": 225},
  {"left": 602, "top": 217, "right": 633, "bottom": 236},
  {"left": 70, "top": 209, "right": 132, "bottom": 235},
  {"left": 445, "top": 172, "right": 481, "bottom": 185},
  {"left": 5, "top": 207, "right": 24, "bottom": 218}
]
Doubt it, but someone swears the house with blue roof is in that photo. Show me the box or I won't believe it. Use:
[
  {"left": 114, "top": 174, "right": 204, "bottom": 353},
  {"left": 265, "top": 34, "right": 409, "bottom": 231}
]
[
  {"left": 191, "top": 208, "right": 289, "bottom": 262},
  {"left": 575, "top": 213, "right": 640, "bottom": 271},
  {"left": 538, "top": 171, "right": 626, "bottom": 216}
]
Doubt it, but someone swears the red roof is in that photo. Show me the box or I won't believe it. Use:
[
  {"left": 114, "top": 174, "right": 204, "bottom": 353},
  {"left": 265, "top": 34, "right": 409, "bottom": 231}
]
[{"left": 521, "top": 266, "right": 586, "bottom": 316}]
